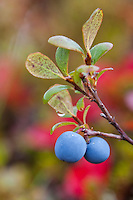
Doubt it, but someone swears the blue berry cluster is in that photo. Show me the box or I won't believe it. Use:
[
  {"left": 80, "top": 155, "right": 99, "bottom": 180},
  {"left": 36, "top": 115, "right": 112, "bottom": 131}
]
[{"left": 55, "top": 131, "right": 110, "bottom": 164}]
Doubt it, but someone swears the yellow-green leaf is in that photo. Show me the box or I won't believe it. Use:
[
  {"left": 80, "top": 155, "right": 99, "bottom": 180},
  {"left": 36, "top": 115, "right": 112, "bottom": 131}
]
[
  {"left": 82, "top": 8, "right": 103, "bottom": 53},
  {"left": 57, "top": 106, "right": 78, "bottom": 118},
  {"left": 48, "top": 90, "right": 73, "bottom": 116},
  {"left": 25, "top": 52, "right": 64, "bottom": 79}
]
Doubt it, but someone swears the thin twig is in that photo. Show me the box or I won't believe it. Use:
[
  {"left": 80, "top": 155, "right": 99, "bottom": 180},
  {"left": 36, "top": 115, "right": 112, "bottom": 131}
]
[
  {"left": 72, "top": 115, "right": 83, "bottom": 126},
  {"left": 65, "top": 76, "right": 91, "bottom": 99}
]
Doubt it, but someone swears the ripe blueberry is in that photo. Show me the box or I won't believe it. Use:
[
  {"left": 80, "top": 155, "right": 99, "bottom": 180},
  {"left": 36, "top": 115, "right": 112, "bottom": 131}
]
[
  {"left": 84, "top": 137, "right": 110, "bottom": 164},
  {"left": 55, "top": 131, "right": 87, "bottom": 163}
]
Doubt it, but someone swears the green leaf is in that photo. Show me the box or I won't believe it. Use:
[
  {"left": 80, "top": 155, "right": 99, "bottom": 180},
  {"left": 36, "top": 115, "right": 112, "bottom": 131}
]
[
  {"left": 82, "top": 8, "right": 103, "bottom": 53},
  {"left": 73, "top": 69, "right": 84, "bottom": 90},
  {"left": 97, "top": 67, "right": 113, "bottom": 79},
  {"left": 48, "top": 89, "right": 74, "bottom": 116},
  {"left": 76, "top": 97, "right": 85, "bottom": 111},
  {"left": 69, "top": 70, "right": 75, "bottom": 77},
  {"left": 48, "top": 36, "right": 85, "bottom": 55},
  {"left": 43, "top": 84, "right": 73, "bottom": 104},
  {"left": 90, "top": 42, "right": 113, "bottom": 64},
  {"left": 83, "top": 105, "right": 91, "bottom": 124},
  {"left": 25, "top": 52, "right": 64, "bottom": 79},
  {"left": 55, "top": 47, "right": 69, "bottom": 76},
  {"left": 75, "top": 90, "right": 82, "bottom": 94},
  {"left": 50, "top": 121, "right": 78, "bottom": 135},
  {"left": 73, "top": 126, "right": 80, "bottom": 132}
]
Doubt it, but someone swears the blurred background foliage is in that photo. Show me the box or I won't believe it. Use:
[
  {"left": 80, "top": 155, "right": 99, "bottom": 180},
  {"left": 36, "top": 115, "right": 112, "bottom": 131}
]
[{"left": 0, "top": 0, "right": 133, "bottom": 199}]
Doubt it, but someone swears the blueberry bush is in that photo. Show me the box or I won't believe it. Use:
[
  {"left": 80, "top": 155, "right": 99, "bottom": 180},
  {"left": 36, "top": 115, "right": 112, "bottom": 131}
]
[{"left": 25, "top": 8, "right": 133, "bottom": 164}]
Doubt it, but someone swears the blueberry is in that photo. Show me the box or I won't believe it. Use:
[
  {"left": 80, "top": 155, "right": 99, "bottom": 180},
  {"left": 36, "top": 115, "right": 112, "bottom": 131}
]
[
  {"left": 55, "top": 131, "right": 87, "bottom": 163},
  {"left": 84, "top": 137, "right": 110, "bottom": 164}
]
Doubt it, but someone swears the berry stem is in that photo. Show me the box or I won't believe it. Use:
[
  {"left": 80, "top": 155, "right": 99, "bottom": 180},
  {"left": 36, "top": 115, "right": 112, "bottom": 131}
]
[{"left": 84, "top": 129, "right": 122, "bottom": 140}]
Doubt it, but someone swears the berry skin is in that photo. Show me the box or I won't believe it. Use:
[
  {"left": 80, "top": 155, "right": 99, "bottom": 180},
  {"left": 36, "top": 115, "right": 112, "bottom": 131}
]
[
  {"left": 55, "top": 131, "right": 87, "bottom": 163},
  {"left": 84, "top": 137, "right": 110, "bottom": 164}
]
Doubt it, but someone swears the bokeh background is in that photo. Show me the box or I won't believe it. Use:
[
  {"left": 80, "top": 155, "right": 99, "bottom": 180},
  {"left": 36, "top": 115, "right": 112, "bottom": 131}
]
[{"left": 0, "top": 0, "right": 133, "bottom": 199}]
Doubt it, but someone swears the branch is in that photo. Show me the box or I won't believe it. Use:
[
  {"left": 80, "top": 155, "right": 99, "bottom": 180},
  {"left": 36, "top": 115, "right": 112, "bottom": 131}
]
[
  {"left": 71, "top": 108, "right": 133, "bottom": 145},
  {"left": 79, "top": 74, "right": 133, "bottom": 145},
  {"left": 65, "top": 76, "right": 92, "bottom": 100},
  {"left": 84, "top": 129, "right": 122, "bottom": 140}
]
